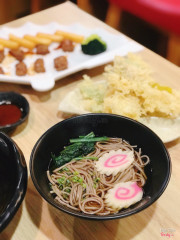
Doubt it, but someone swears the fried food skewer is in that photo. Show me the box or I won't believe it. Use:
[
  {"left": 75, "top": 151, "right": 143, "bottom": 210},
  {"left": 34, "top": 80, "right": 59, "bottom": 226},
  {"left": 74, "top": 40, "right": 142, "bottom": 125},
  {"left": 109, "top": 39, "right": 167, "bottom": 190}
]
[
  {"left": 55, "top": 30, "right": 84, "bottom": 43},
  {"left": 9, "top": 34, "right": 35, "bottom": 49},
  {"left": 0, "top": 38, "right": 19, "bottom": 49},
  {"left": 24, "top": 35, "right": 51, "bottom": 45},
  {"left": 36, "top": 33, "right": 63, "bottom": 42},
  {"left": 0, "top": 44, "right": 4, "bottom": 51}
]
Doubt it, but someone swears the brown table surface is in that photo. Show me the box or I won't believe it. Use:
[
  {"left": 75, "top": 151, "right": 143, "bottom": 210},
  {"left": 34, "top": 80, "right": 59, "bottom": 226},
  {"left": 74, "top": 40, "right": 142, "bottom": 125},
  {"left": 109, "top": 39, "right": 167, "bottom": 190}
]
[{"left": 0, "top": 1, "right": 180, "bottom": 240}]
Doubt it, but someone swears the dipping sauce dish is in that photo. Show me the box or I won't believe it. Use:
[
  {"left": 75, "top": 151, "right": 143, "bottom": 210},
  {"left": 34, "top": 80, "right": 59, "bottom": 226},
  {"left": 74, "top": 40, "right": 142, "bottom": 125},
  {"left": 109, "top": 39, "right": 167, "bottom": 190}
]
[{"left": 0, "top": 92, "right": 30, "bottom": 132}]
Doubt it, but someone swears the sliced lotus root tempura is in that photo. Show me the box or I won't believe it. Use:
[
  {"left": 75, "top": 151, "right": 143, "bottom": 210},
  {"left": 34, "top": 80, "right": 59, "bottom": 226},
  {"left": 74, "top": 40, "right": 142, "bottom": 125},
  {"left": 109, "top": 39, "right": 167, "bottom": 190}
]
[
  {"left": 95, "top": 149, "right": 134, "bottom": 176},
  {"left": 105, "top": 181, "right": 143, "bottom": 210}
]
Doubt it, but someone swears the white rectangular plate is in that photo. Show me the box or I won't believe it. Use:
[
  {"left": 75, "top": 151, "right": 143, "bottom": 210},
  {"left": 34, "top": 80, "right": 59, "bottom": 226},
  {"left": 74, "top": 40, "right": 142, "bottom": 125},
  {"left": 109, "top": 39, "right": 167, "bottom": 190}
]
[{"left": 0, "top": 22, "right": 143, "bottom": 91}]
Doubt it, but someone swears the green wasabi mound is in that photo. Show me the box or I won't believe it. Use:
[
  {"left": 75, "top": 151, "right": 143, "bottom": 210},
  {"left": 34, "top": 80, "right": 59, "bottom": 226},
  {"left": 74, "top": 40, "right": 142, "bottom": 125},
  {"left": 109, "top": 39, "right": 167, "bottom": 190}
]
[{"left": 81, "top": 34, "right": 107, "bottom": 55}]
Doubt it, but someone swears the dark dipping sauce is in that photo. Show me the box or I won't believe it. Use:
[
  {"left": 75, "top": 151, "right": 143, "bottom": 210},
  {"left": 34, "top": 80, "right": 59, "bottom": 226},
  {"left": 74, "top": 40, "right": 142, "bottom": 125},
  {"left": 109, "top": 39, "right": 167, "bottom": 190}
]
[{"left": 0, "top": 104, "right": 22, "bottom": 126}]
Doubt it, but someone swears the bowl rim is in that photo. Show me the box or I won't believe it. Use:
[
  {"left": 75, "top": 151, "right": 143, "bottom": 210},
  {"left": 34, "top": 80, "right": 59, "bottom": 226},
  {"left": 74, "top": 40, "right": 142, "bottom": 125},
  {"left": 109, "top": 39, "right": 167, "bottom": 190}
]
[
  {"left": 30, "top": 113, "right": 171, "bottom": 220},
  {"left": 0, "top": 132, "right": 28, "bottom": 232},
  {"left": 0, "top": 91, "right": 30, "bottom": 132}
]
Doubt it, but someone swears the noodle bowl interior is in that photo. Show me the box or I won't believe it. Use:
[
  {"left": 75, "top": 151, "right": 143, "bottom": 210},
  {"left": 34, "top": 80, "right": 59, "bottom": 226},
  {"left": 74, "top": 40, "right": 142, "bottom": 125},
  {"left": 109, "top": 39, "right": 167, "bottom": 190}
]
[{"left": 47, "top": 135, "right": 150, "bottom": 216}]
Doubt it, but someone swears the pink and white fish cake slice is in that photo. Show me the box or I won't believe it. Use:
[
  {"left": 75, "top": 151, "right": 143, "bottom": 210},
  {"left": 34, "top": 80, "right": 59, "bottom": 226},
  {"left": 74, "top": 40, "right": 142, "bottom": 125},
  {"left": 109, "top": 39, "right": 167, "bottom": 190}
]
[
  {"left": 105, "top": 181, "right": 143, "bottom": 210},
  {"left": 95, "top": 149, "right": 134, "bottom": 176}
]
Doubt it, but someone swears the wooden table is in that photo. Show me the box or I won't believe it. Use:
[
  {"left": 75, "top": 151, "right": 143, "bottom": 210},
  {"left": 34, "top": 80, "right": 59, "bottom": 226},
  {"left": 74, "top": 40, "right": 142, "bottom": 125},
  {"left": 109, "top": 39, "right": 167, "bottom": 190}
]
[{"left": 0, "top": 1, "right": 180, "bottom": 239}]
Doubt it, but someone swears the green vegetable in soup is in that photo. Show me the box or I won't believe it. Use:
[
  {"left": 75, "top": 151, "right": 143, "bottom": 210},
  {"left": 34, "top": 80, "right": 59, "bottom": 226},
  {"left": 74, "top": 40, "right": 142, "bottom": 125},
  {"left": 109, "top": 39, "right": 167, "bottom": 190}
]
[
  {"left": 70, "top": 136, "right": 109, "bottom": 143},
  {"left": 51, "top": 132, "right": 95, "bottom": 169},
  {"left": 73, "top": 156, "right": 98, "bottom": 161}
]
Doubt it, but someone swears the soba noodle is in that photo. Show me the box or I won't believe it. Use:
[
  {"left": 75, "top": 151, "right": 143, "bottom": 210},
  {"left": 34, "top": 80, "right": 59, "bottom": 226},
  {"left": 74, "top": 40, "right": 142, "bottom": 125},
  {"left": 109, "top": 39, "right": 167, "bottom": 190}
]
[{"left": 47, "top": 138, "right": 150, "bottom": 215}]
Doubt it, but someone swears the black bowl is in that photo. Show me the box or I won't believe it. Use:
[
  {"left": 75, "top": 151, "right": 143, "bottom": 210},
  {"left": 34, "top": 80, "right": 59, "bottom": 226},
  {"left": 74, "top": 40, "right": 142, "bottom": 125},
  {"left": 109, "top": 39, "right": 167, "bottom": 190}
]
[
  {"left": 30, "top": 113, "right": 171, "bottom": 220},
  {"left": 0, "top": 132, "right": 28, "bottom": 232},
  {"left": 0, "top": 91, "right": 30, "bottom": 133}
]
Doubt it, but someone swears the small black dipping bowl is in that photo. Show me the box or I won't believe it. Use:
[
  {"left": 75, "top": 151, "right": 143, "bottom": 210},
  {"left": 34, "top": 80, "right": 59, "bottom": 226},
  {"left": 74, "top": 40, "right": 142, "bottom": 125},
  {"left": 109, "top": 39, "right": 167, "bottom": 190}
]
[
  {"left": 0, "top": 132, "right": 28, "bottom": 232},
  {"left": 0, "top": 91, "right": 30, "bottom": 133},
  {"left": 30, "top": 113, "right": 171, "bottom": 220}
]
